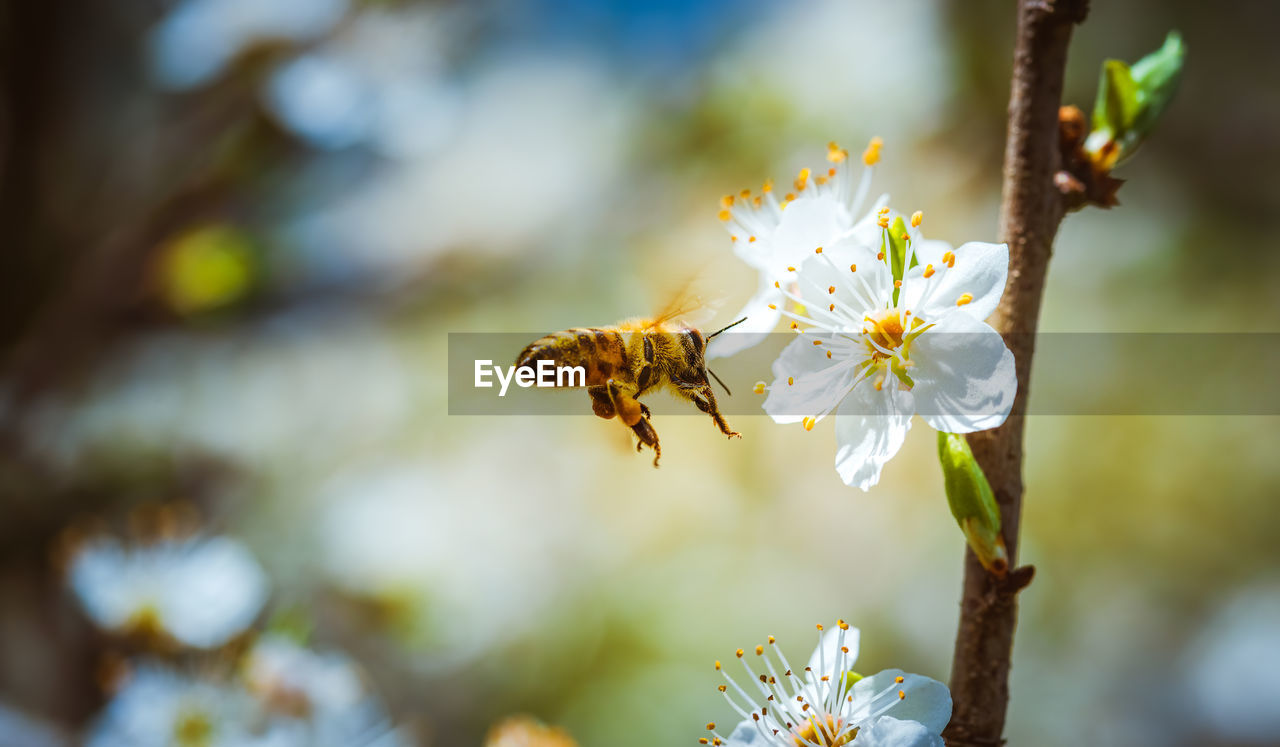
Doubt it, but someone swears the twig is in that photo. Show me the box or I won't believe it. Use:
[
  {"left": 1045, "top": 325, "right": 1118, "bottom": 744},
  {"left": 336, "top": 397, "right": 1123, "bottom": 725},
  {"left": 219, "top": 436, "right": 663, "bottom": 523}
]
[{"left": 943, "top": 1, "right": 1089, "bottom": 744}]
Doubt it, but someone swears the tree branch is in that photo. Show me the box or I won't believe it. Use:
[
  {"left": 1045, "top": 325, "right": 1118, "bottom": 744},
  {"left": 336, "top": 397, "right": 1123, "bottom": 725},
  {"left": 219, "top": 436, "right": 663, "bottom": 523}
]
[{"left": 943, "top": 1, "right": 1089, "bottom": 744}]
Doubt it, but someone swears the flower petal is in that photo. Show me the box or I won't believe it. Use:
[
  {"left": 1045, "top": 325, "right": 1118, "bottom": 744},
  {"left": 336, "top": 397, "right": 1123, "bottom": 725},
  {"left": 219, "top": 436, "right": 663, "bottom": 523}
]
[
  {"left": 706, "top": 282, "right": 784, "bottom": 359},
  {"left": 806, "top": 624, "right": 862, "bottom": 680},
  {"left": 910, "top": 311, "right": 1016, "bottom": 433},
  {"left": 903, "top": 241, "right": 1008, "bottom": 322},
  {"left": 848, "top": 669, "right": 952, "bottom": 735},
  {"left": 763, "top": 336, "right": 859, "bottom": 424},
  {"left": 771, "top": 193, "right": 854, "bottom": 266},
  {"left": 723, "top": 720, "right": 766, "bottom": 745},
  {"left": 833, "top": 382, "right": 913, "bottom": 490},
  {"left": 853, "top": 716, "right": 945, "bottom": 747}
]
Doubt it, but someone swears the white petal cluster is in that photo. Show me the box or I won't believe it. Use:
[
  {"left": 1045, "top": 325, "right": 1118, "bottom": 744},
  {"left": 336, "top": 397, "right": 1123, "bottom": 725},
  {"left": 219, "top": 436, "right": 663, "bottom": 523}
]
[
  {"left": 709, "top": 140, "right": 887, "bottom": 359},
  {"left": 706, "top": 622, "right": 950, "bottom": 747},
  {"left": 759, "top": 211, "right": 1015, "bottom": 490},
  {"left": 68, "top": 535, "right": 268, "bottom": 648}
]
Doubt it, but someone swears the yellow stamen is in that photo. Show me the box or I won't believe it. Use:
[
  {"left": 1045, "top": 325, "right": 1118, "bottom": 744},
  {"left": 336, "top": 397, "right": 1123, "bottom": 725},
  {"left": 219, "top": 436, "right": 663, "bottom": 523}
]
[
  {"left": 812, "top": 339, "right": 822, "bottom": 346},
  {"left": 748, "top": 236, "right": 757, "bottom": 243},
  {"left": 850, "top": 263, "right": 857, "bottom": 272},
  {"left": 755, "top": 645, "right": 764, "bottom": 656},
  {"left": 788, "top": 377, "right": 794, "bottom": 386},
  {"left": 767, "top": 303, "right": 776, "bottom": 310},
  {"left": 942, "top": 251, "right": 955, "bottom": 267},
  {"left": 753, "top": 381, "right": 766, "bottom": 394},
  {"left": 762, "top": 179, "right": 773, "bottom": 193},
  {"left": 923, "top": 264, "right": 935, "bottom": 278},
  {"left": 740, "top": 189, "right": 751, "bottom": 199},
  {"left": 863, "top": 136, "right": 883, "bottom": 166},
  {"left": 826, "top": 350, "right": 833, "bottom": 359},
  {"left": 720, "top": 195, "right": 734, "bottom": 208},
  {"left": 828, "top": 285, "right": 835, "bottom": 294},
  {"left": 911, "top": 210, "right": 923, "bottom": 227},
  {"left": 956, "top": 293, "right": 973, "bottom": 306},
  {"left": 718, "top": 210, "right": 731, "bottom": 221},
  {"left": 815, "top": 246, "right": 823, "bottom": 254},
  {"left": 876, "top": 251, "right": 886, "bottom": 261},
  {"left": 827, "top": 141, "right": 848, "bottom": 163}
]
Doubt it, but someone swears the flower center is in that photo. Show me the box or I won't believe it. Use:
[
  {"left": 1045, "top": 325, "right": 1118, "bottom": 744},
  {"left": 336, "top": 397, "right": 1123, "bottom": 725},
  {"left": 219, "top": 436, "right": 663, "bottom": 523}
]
[
  {"left": 792, "top": 715, "right": 858, "bottom": 746},
  {"left": 862, "top": 308, "right": 906, "bottom": 353}
]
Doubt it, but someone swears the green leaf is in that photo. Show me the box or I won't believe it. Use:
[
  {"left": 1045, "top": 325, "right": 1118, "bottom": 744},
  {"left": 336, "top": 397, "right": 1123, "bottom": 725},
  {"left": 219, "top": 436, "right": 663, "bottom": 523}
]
[
  {"left": 937, "top": 432, "right": 1008, "bottom": 576},
  {"left": 1087, "top": 31, "right": 1185, "bottom": 167},
  {"left": 1129, "top": 31, "right": 1185, "bottom": 140}
]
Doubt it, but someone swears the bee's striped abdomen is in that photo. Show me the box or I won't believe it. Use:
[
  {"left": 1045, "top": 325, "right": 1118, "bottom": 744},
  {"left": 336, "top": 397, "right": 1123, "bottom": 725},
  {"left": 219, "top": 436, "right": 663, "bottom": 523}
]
[{"left": 515, "top": 327, "right": 627, "bottom": 387}]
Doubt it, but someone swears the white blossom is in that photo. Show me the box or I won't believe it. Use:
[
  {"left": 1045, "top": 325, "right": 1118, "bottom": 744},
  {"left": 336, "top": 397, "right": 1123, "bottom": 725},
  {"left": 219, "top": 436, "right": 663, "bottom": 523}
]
[
  {"left": 68, "top": 535, "right": 268, "bottom": 649},
  {"left": 759, "top": 206, "right": 1015, "bottom": 490},
  {"left": 709, "top": 140, "right": 888, "bottom": 359},
  {"left": 705, "top": 622, "right": 950, "bottom": 747}
]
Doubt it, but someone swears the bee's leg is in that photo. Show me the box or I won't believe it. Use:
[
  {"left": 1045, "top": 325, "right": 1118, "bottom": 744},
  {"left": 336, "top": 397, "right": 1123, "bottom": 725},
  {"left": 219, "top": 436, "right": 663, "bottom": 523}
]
[
  {"left": 691, "top": 386, "right": 741, "bottom": 439},
  {"left": 588, "top": 385, "right": 616, "bottom": 419},
  {"left": 631, "top": 416, "right": 661, "bottom": 467},
  {"left": 607, "top": 378, "right": 661, "bottom": 466}
]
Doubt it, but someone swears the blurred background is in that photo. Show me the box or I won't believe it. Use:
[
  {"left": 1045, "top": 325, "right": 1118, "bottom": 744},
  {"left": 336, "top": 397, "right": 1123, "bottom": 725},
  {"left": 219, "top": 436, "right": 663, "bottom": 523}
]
[{"left": 2, "top": 0, "right": 1278, "bottom": 745}]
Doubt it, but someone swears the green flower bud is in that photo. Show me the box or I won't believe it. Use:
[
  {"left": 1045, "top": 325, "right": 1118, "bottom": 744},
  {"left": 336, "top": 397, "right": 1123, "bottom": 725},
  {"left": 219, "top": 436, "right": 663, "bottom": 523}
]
[
  {"left": 937, "top": 432, "right": 1008, "bottom": 577},
  {"left": 1086, "top": 31, "right": 1185, "bottom": 169}
]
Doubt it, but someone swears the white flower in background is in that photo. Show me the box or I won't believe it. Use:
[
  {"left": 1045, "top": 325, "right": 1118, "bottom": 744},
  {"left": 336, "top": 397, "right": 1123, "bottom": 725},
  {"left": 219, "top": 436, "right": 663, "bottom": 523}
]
[
  {"left": 86, "top": 665, "right": 262, "bottom": 747},
  {"left": 760, "top": 207, "right": 1015, "bottom": 490},
  {"left": 709, "top": 139, "right": 887, "bottom": 359},
  {"left": 244, "top": 634, "right": 411, "bottom": 747},
  {"left": 68, "top": 535, "right": 268, "bottom": 648},
  {"left": 245, "top": 634, "right": 366, "bottom": 717},
  {"left": 705, "top": 621, "right": 950, "bottom": 747}
]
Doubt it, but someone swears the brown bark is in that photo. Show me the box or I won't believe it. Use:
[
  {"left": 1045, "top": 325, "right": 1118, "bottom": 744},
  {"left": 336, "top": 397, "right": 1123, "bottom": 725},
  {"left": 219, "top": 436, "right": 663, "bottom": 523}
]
[{"left": 943, "top": 1, "right": 1089, "bottom": 744}]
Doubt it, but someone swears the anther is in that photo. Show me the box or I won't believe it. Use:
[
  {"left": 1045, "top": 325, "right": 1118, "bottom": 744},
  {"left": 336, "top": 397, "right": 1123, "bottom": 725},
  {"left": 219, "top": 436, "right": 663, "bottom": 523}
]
[
  {"left": 828, "top": 303, "right": 835, "bottom": 312},
  {"left": 827, "top": 142, "right": 848, "bottom": 163},
  {"left": 774, "top": 281, "right": 780, "bottom": 288},
  {"left": 911, "top": 211, "right": 923, "bottom": 227},
  {"left": 923, "top": 264, "right": 935, "bottom": 278},
  {"left": 850, "top": 263, "right": 857, "bottom": 272},
  {"left": 715, "top": 661, "right": 721, "bottom": 670},
  {"left": 894, "top": 280, "right": 902, "bottom": 288},
  {"left": 718, "top": 685, "right": 727, "bottom": 692},
  {"left": 753, "top": 381, "right": 766, "bottom": 395},
  {"left": 816, "top": 624, "right": 824, "bottom": 631},
  {"left": 762, "top": 179, "right": 773, "bottom": 193},
  {"left": 790, "top": 322, "right": 798, "bottom": 330},
  {"left": 828, "top": 285, "right": 836, "bottom": 294},
  {"left": 898, "top": 690, "right": 906, "bottom": 700},
  {"left": 736, "top": 649, "right": 744, "bottom": 658},
  {"left": 876, "top": 251, "right": 885, "bottom": 261},
  {"left": 717, "top": 210, "right": 730, "bottom": 221},
  {"left": 878, "top": 206, "right": 891, "bottom": 215},
  {"left": 787, "top": 266, "right": 796, "bottom": 272},
  {"left": 838, "top": 620, "right": 849, "bottom": 630},
  {"left": 802, "top": 417, "right": 815, "bottom": 432},
  {"left": 707, "top": 723, "right": 716, "bottom": 731},
  {"left": 862, "top": 136, "right": 883, "bottom": 166},
  {"left": 767, "top": 304, "right": 777, "bottom": 310},
  {"left": 748, "top": 236, "right": 757, "bottom": 243},
  {"left": 895, "top": 676, "right": 904, "bottom": 683},
  {"left": 740, "top": 189, "right": 751, "bottom": 199},
  {"left": 815, "top": 246, "right": 823, "bottom": 254},
  {"left": 721, "top": 195, "right": 734, "bottom": 208},
  {"left": 787, "top": 377, "right": 794, "bottom": 386},
  {"left": 812, "top": 339, "right": 822, "bottom": 346},
  {"left": 756, "top": 645, "right": 764, "bottom": 656},
  {"left": 942, "top": 251, "right": 955, "bottom": 267},
  {"left": 956, "top": 293, "right": 973, "bottom": 306},
  {"left": 730, "top": 235, "right": 738, "bottom": 242},
  {"left": 826, "top": 350, "right": 832, "bottom": 358},
  {"left": 768, "top": 636, "right": 776, "bottom": 644}
]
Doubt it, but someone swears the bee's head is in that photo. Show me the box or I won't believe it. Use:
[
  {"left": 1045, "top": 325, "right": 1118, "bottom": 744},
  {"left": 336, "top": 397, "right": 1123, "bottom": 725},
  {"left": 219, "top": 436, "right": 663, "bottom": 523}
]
[{"left": 681, "top": 317, "right": 745, "bottom": 395}]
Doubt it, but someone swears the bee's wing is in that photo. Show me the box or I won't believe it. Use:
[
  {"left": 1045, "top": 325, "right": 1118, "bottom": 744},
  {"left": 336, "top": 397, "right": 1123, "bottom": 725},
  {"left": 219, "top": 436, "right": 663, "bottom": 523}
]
[{"left": 647, "top": 278, "right": 723, "bottom": 329}]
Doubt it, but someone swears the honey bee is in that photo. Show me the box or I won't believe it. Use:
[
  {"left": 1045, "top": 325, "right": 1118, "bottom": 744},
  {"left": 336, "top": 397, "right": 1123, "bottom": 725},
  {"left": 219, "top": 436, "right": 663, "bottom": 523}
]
[{"left": 515, "top": 304, "right": 745, "bottom": 466}]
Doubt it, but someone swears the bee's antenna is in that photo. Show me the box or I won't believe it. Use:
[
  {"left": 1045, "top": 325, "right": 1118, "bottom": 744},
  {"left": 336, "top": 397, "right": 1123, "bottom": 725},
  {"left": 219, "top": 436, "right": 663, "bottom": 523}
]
[
  {"left": 706, "top": 316, "right": 748, "bottom": 340},
  {"left": 707, "top": 368, "right": 732, "bottom": 396}
]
